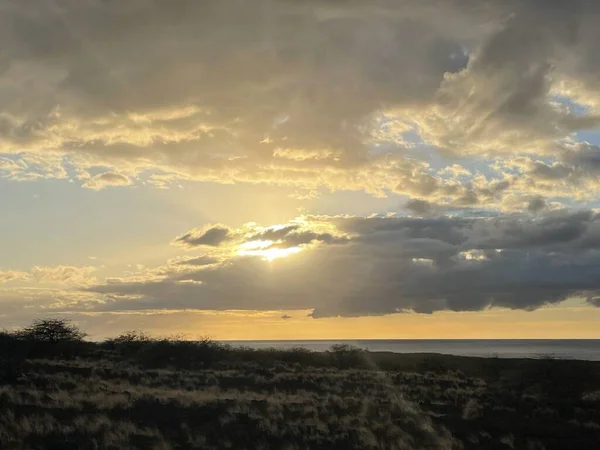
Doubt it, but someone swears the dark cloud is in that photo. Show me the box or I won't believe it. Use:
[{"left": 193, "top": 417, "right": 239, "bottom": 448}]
[
  {"left": 174, "top": 226, "right": 231, "bottom": 248},
  {"left": 588, "top": 297, "right": 600, "bottom": 307},
  {"left": 563, "top": 144, "right": 600, "bottom": 171},
  {"left": 335, "top": 215, "right": 471, "bottom": 246},
  {"left": 526, "top": 196, "right": 547, "bottom": 214},
  {"left": 467, "top": 210, "right": 593, "bottom": 250},
  {"left": 245, "top": 224, "right": 349, "bottom": 249},
  {"left": 87, "top": 211, "right": 600, "bottom": 317},
  {"left": 524, "top": 144, "right": 600, "bottom": 185},
  {"left": 247, "top": 225, "right": 301, "bottom": 242},
  {"left": 269, "top": 231, "right": 348, "bottom": 248},
  {"left": 404, "top": 199, "right": 439, "bottom": 216}
]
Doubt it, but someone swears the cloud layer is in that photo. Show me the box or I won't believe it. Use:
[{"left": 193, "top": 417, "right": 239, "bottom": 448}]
[
  {"left": 0, "top": 0, "right": 598, "bottom": 211},
  {"left": 0, "top": 266, "right": 96, "bottom": 286},
  {"left": 81, "top": 211, "right": 600, "bottom": 317}
]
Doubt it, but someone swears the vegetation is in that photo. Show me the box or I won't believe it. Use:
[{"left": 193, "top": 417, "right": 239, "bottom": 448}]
[{"left": 0, "top": 319, "right": 599, "bottom": 449}]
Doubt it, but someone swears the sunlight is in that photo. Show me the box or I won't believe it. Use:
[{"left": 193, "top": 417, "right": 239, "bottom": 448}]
[
  {"left": 261, "top": 246, "right": 302, "bottom": 261},
  {"left": 237, "top": 241, "right": 302, "bottom": 261}
]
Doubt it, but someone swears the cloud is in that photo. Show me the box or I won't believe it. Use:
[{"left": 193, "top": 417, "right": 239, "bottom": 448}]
[
  {"left": 248, "top": 225, "right": 349, "bottom": 248},
  {"left": 0, "top": 270, "right": 29, "bottom": 284},
  {"left": 85, "top": 211, "right": 600, "bottom": 317},
  {"left": 412, "top": 1, "right": 600, "bottom": 157},
  {"left": 174, "top": 225, "right": 232, "bottom": 248},
  {"left": 0, "top": 266, "right": 106, "bottom": 324},
  {"left": 0, "top": 0, "right": 470, "bottom": 187},
  {"left": 176, "top": 256, "right": 220, "bottom": 266},
  {"left": 30, "top": 266, "right": 97, "bottom": 285},
  {"left": 81, "top": 172, "right": 132, "bottom": 190},
  {"left": 281, "top": 314, "right": 292, "bottom": 320},
  {"left": 588, "top": 297, "right": 600, "bottom": 307},
  {"left": 404, "top": 199, "right": 442, "bottom": 216},
  {"left": 526, "top": 196, "right": 547, "bottom": 214},
  {"left": 0, "top": 0, "right": 598, "bottom": 213},
  {"left": 0, "top": 266, "right": 97, "bottom": 286},
  {"left": 0, "top": 288, "right": 103, "bottom": 324}
]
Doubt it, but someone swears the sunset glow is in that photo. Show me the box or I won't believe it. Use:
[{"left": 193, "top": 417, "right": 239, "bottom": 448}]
[
  {"left": 237, "top": 240, "right": 303, "bottom": 261},
  {"left": 1, "top": 0, "right": 600, "bottom": 339}
]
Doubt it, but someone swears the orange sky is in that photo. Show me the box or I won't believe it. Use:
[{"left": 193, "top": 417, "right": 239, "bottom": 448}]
[{"left": 72, "top": 299, "right": 600, "bottom": 341}]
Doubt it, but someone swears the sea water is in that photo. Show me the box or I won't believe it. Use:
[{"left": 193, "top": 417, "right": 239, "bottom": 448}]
[{"left": 222, "top": 339, "right": 600, "bottom": 361}]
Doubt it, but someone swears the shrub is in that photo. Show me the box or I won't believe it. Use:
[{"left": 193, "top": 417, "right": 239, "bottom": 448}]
[
  {"left": 418, "top": 356, "right": 448, "bottom": 374},
  {"left": 18, "top": 318, "right": 87, "bottom": 343},
  {"left": 0, "top": 331, "right": 25, "bottom": 384},
  {"left": 329, "top": 344, "right": 366, "bottom": 369},
  {"left": 10, "top": 319, "right": 89, "bottom": 359},
  {"left": 107, "top": 330, "right": 152, "bottom": 345},
  {"left": 130, "top": 337, "right": 225, "bottom": 369},
  {"left": 103, "top": 331, "right": 152, "bottom": 358},
  {"left": 529, "top": 356, "right": 598, "bottom": 400}
]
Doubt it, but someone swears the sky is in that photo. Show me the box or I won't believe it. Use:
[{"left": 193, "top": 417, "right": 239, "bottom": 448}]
[{"left": 2, "top": 0, "right": 600, "bottom": 340}]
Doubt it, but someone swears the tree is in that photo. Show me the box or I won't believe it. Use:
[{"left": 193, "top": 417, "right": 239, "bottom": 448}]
[{"left": 19, "top": 318, "right": 87, "bottom": 343}]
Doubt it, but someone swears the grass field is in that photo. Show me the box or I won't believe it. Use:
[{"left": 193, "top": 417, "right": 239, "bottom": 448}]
[{"left": 1, "top": 320, "right": 599, "bottom": 449}]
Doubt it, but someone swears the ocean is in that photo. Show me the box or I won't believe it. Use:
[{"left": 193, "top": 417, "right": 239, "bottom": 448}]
[{"left": 223, "top": 339, "right": 600, "bottom": 361}]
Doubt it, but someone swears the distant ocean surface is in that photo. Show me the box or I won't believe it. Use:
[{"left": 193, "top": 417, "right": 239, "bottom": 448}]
[{"left": 223, "top": 340, "right": 600, "bottom": 361}]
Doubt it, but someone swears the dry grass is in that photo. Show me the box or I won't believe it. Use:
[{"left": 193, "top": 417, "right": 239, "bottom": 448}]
[
  {"left": 0, "top": 322, "right": 599, "bottom": 449},
  {"left": 1, "top": 356, "right": 599, "bottom": 449}
]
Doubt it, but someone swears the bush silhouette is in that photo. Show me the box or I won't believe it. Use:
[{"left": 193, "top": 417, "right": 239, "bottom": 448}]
[
  {"left": 14, "top": 318, "right": 88, "bottom": 359},
  {"left": 103, "top": 330, "right": 152, "bottom": 358},
  {"left": 0, "top": 331, "right": 25, "bottom": 383},
  {"left": 529, "top": 355, "right": 598, "bottom": 400},
  {"left": 18, "top": 318, "right": 87, "bottom": 343},
  {"left": 102, "top": 333, "right": 226, "bottom": 369},
  {"left": 329, "top": 344, "right": 365, "bottom": 369},
  {"left": 108, "top": 330, "right": 152, "bottom": 344}
]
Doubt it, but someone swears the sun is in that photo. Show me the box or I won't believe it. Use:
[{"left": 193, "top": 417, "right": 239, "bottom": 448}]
[
  {"left": 257, "top": 246, "right": 302, "bottom": 261},
  {"left": 237, "top": 240, "right": 302, "bottom": 261}
]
